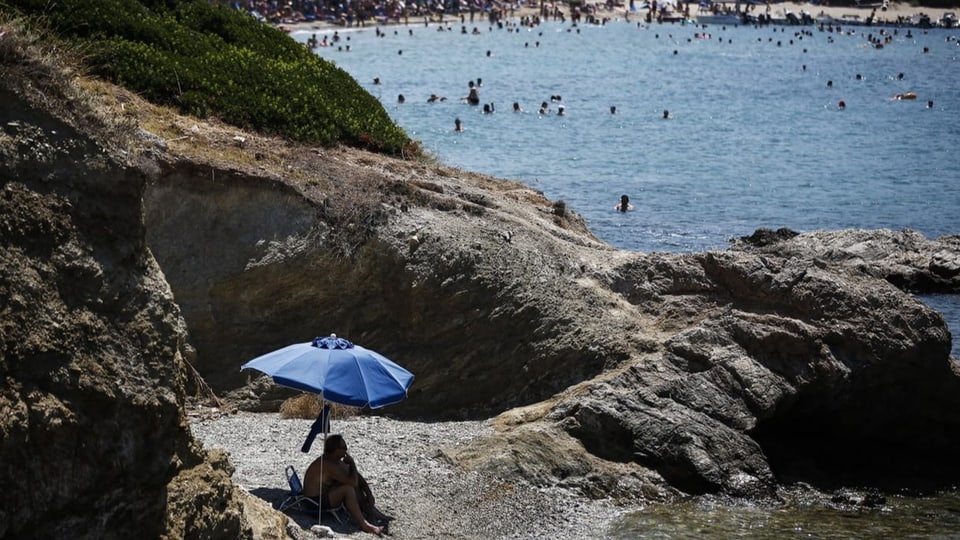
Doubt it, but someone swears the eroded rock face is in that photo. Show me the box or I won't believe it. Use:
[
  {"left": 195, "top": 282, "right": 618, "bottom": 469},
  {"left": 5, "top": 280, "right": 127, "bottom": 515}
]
[
  {"left": 732, "top": 227, "right": 960, "bottom": 293},
  {"left": 144, "top": 159, "right": 625, "bottom": 419},
  {"left": 556, "top": 251, "right": 958, "bottom": 496},
  {"left": 0, "top": 90, "right": 250, "bottom": 537},
  {"left": 144, "top": 144, "right": 960, "bottom": 499}
]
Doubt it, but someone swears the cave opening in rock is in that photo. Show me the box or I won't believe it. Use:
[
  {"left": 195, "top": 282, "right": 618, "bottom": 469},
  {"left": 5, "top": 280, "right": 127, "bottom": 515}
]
[{"left": 750, "top": 413, "right": 960, "bottom": 494}]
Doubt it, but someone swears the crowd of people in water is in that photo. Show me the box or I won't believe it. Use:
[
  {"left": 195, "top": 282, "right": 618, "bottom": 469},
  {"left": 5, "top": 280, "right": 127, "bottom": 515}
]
[
  {"left": 228, "top": 0, "right": 580, "bottom": 28},
  {"left": 229, "top": 0, "right": 955, "bottom": 30},
  {"left": 237, "top": 0, "right": 949, "bottom": 217}
]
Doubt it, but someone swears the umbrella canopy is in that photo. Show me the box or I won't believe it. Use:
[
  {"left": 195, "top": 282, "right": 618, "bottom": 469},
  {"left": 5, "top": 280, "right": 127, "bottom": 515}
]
[
  {"left": 241, "top": 334, "right": 414, "bottom": 409},
  {"left": 243, "top": 335, "right": 413, "bottom": 525}
]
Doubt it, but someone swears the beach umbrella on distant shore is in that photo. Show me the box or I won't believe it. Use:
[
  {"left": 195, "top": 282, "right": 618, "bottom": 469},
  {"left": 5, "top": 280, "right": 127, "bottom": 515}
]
[{"left": 241, "top": 334, "right": 414, "bottom": 522}]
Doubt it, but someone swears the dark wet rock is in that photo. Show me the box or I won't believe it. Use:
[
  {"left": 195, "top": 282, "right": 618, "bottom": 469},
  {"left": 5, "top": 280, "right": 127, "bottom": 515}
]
[
  {"left": 830, "top": 488, "right": 886, "bottom": 508},
  {"left": 736, "top": 227, "right": 801, "bottom": 247}
]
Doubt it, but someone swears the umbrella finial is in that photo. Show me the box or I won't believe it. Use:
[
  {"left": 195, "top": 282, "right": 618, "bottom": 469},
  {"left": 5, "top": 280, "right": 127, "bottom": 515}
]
[{"left": 312, "top": 334, "right": 354, "bottom": 350}]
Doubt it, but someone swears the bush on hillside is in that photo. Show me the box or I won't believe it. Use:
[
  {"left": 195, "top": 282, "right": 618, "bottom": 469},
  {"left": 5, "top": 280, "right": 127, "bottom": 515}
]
[{"left": 2, "top": 0, "right": 413, "bottom": 155}]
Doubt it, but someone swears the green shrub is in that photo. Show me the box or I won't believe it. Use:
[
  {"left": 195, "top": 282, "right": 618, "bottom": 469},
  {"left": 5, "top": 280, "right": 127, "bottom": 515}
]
[{"left": 1, "top": 0, "right": 413, "bottom": 155}]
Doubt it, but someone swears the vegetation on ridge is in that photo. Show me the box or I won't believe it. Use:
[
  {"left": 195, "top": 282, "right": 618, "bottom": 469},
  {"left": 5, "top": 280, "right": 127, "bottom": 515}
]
[{"left": 0, "top": 0, "right": 416, "bottom": 156}]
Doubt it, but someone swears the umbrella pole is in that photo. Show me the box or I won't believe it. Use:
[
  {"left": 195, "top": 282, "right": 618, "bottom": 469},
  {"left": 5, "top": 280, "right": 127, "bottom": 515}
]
[{"left": 319, "top": 398, "right": 326, "bottom": 525}]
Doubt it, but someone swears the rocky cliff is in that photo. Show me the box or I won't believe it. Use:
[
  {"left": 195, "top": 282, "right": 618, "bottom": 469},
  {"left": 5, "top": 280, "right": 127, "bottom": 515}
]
[
  {"left": 0, "top": 29, "right": 269, "bottom": 539},
  {"left": 3, "top": 16, "right": 960, "bottom": 539}
]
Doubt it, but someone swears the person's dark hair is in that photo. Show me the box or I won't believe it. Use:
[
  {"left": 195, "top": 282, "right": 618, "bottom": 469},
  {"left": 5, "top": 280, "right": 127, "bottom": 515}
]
[{"left": 324, "top": 434, "right": 346, "bottom": 455}]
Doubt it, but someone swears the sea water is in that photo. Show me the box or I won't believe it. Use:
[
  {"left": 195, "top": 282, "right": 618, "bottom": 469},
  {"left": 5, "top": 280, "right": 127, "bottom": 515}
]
[
  {"left": 606, "top": 489, "right": 960, "bottom": 539},
  {"left": 296, "top": 20, "right": 960, "bottom": 359},
  {"left": 294, "top": 20, "right": 960, "bottom": 535}
]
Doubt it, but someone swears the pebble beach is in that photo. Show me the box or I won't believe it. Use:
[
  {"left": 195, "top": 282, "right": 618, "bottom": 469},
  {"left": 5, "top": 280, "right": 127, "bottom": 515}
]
[{"left": 190, "top": 411, "right": 625, "bottom": 539}]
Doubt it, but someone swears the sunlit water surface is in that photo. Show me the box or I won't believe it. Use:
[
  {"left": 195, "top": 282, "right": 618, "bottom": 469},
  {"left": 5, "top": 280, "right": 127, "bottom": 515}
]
[
  {"left": 295, "top": 20, "right": 960, "bottom": 535},
  {"left": 608, "top": 489, "right": 960, "bottom": 539}
]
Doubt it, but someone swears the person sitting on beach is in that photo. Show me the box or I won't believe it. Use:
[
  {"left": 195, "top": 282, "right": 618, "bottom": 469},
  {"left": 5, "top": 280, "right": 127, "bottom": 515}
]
[
  {"left": 303, "top": 434, "right": 391, "bottom": 536},
  {"left": 615, "top": 194, "right": 634, "bottom": 212}
]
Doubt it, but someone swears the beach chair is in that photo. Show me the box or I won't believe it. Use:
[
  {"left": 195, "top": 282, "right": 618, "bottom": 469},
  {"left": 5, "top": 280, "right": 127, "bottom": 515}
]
[{"left": 278, "top": 465, "right": 348, "bottom": 524}]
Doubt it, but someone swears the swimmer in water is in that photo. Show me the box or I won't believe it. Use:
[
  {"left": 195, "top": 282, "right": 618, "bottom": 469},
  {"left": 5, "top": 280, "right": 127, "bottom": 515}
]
[
  {"left": 615, "top": 194, "right": 634, "bottom": 212},
  {"left": 466, "top": 81, "right": 480, "bottom": 105}
]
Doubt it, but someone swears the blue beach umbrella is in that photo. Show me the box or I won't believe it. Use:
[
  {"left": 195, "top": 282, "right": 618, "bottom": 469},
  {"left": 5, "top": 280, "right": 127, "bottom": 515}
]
[
  {"left": 242, "top": 334, "right": 414, "bottom": 451},
  {"left": 242, "top": 335, "right": 413, "bottom": 523},
  {"left": 242, "top": 334, "right": 414, "bottom": 409}
]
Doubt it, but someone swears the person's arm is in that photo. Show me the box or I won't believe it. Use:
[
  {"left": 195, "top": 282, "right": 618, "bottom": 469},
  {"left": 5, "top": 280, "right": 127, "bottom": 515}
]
[{"left": 327, "top": 454, "right": 360, "bottom": 487}]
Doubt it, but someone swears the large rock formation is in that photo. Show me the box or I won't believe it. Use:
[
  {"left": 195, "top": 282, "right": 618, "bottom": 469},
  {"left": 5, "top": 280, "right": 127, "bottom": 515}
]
[{"left": 0, "top": 31, "right": 264, "bottom": 539}]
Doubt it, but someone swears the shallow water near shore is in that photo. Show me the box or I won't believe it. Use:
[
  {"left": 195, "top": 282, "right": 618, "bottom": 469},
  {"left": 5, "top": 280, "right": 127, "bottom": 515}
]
[
  {"left": 609, "top": 488, "right": 960, "bottom": 539},
  {"left": 299, "top": 19, "right": 960, "bottom": 355}
]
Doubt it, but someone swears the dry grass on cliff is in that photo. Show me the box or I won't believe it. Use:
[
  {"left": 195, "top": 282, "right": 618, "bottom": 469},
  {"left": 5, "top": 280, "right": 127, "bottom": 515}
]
[
  {"left": 0, "top": 16, "right": 142, "bottom": 154},
  {"left": 278, "top": 393, "right": 360, "bottom": 420}
]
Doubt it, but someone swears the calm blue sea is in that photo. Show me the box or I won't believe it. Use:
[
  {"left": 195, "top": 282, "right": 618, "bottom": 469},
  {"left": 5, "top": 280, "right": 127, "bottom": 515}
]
[{"left": 293, "top": 20, "right": 960, "bottom": 355}]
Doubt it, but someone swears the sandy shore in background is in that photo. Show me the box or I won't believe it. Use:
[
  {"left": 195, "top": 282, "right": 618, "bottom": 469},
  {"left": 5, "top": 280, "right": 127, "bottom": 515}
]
[
  {"left": 775, "top": 1, "right": 956, "bottom": 22},
  {"left": 277, "top": 2, "right": 958, "bottom": 33}
]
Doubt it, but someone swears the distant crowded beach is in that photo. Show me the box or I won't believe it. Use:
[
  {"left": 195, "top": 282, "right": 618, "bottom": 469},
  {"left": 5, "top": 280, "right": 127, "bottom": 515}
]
[{"left": 226, "top": 0, "right": 959, "bottom": 31}]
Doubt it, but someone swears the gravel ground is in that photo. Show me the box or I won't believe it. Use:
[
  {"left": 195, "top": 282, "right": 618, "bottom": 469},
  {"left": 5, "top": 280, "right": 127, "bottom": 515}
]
[{"left": 190, "top": 410, "right": 624, "bottom": 539}]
